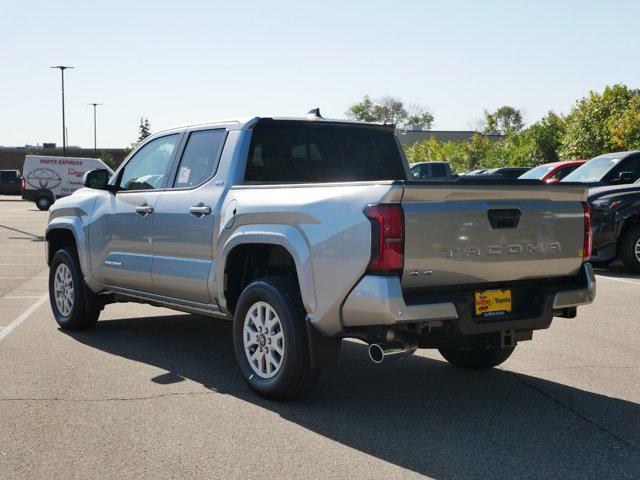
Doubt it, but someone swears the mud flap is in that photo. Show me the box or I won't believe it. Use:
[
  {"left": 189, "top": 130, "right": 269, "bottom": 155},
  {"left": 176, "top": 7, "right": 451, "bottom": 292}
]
[{"left": 305, "top": 318, "right": 342, "bottom": 368}]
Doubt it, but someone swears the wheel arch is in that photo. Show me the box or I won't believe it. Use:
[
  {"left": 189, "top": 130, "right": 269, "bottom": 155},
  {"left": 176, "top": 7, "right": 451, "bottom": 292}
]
[
  {"left": 46, "top": 218, "right": 89, "bottom": 277},
  {"left": 217, "top": 225, "right": 315, "bottom": 316}
]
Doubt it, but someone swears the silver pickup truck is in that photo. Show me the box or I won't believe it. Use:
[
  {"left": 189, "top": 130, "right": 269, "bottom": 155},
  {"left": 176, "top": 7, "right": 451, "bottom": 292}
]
[{"left": 46, "top": 112, "right": 596, "bottom": 399}]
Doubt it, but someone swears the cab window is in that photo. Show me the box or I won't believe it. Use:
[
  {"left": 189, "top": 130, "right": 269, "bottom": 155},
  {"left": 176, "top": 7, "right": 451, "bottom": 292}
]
[
  {"left": 118, "top": 134, "right": 180, "bottom": 191},
  {"left": 172, "top": 129, "right": 226, "bottom": 188}
]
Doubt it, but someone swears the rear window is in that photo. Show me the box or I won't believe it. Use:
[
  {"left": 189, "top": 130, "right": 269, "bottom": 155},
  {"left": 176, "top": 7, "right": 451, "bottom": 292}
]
[
  {"left": 0, "top": 171, "right": 17, "bottom": 182},
  {"left": 519, "top": 165, "right": 554, "bottom": 180},
  {"left": 430, "top": 164, "right": 448, "bottom": 177},
  {"left": 244, "top": 121, "right": 406, "bottom": 184}
]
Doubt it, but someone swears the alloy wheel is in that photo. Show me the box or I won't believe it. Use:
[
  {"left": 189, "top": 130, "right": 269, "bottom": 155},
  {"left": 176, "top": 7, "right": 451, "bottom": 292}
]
[
  {"left": 54, "top": 263, "right": 74, "bottom": 316},
  {"left": 243, "top": 301, "right": 285, "bottom": 379}
]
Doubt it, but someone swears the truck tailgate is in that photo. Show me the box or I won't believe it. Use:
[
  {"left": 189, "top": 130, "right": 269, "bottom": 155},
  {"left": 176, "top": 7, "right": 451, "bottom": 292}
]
[{"left": 401, "top": 181, "right": 587, "bottom": 289}]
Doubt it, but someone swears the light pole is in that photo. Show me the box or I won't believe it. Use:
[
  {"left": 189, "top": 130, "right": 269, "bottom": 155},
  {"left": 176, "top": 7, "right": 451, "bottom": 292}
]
[
  {"left": 50, "top": 65, "right": 74, "bottom": 156},
  {"left": 87, "top": 103, "right": 102, "bottom": 155}
]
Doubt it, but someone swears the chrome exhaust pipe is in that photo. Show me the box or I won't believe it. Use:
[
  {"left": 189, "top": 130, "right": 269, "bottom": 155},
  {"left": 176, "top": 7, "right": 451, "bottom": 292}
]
[{"left": 368, "top": 340, "right": 416, "bottom": 364}]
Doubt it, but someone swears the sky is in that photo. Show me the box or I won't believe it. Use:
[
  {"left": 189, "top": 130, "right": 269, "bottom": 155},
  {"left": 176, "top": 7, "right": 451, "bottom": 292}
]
[{"left": 1, "top": 0, "right": 639, "bottom": 148}]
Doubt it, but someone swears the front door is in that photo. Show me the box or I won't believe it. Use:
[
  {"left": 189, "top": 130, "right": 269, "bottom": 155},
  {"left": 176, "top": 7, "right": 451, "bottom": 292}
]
[
  {"left": 89, "top": 133, "right": 182, "bottom": 292},
  {"left": 151, "top": 128, "right": 227, "bottom": 303}
]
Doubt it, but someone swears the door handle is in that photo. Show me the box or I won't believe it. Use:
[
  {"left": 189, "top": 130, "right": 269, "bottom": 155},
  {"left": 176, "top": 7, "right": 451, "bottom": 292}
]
[
  {"left": 189, "top": 205, "right": 212, "bottom": 217},
  {"left": 135, "top": 204, "right": 154, "bottom": 216}
]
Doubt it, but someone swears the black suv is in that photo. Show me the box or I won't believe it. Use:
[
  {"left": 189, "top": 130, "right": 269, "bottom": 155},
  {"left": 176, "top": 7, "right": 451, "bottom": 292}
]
[
  {"left": 0, "top": 170, "right": 22, "bottom": 195},
  {"left": 588, "top": 181, "right": 640, "bottom": 271}
]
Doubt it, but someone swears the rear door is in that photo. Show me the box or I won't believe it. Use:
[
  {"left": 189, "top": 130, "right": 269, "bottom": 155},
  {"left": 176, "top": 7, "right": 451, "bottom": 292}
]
[
  {"left": 150, "top": 128, "right": 227, "bottom": 303},
  {"left": 401, "top": 181, "right": 587, "bottom": 289},
  {"left": 89, "top": 133, "right": 182, "bottom": 291}
]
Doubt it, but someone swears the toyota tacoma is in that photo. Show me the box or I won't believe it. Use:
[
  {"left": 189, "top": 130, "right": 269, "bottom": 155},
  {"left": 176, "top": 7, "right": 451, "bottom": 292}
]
[{"left": 45, "top": 111, "right": 596, "bottom": 399}]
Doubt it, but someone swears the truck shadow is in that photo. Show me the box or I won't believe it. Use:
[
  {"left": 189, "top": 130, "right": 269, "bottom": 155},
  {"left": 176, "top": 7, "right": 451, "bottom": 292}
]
[{"left": 64, "top": 313, "right": 640, "bottom": 479}]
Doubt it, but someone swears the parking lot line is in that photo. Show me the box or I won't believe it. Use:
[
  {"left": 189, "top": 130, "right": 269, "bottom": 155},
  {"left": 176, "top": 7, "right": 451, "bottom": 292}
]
[{"left": 0, "top": 293, "right": 48, "bottom": 342}]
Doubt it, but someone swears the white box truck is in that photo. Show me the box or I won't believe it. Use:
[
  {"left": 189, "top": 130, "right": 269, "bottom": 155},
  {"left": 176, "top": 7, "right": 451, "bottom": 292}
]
[{"left": 21, "top": 155, "right": 113, "bottom": 210}]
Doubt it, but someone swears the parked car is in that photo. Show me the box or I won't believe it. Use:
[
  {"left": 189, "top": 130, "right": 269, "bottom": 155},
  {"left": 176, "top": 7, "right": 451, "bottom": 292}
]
[
  {"left": 45, "top": 113, "right": 595, "bottom": 399},
  {"left": 561, "top": 151, "right": 640, "bottom": 187},
  {"left": 410, "top": 161, "right": 452, "bottom": 179},
  {"left": 518, "top": 161, "right": 586, "bottom": 183},
  {"left": 0, "top": 169, "right": 22, "bottom": 195},
  {"left": 483, "top": 167, "right": 532, "bottom": 179},
  {"left": 22, "top": 155, "right": 113, "bottom": 210},
  {"left": 588, "top": 181, "right": 640, "bottom": 271}
]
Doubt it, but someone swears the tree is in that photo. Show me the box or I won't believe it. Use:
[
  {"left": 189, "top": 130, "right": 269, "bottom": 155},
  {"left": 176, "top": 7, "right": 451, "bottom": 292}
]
[
  {"left": 138, "top": 117, "right": 151, "bottom": 142},
  {"left": 405, "top": 103, "right": 434, "bottom": 130},
  {"left": 560, "top": 84, "right": 639, "bottom": 159},
  {"left": 346, "top": 95, "right": 433, "bottom": 129},
  {"left": 482, "top": 106, "right": 524, "bottom": 135},
  {"left": 608, "top": 95, "right": 640, "bottom": 151}
]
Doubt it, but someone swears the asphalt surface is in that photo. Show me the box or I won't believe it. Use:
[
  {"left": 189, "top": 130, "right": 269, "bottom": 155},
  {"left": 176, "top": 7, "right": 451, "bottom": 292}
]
[{"left": 0, "top": 195, "right": 639, "bottom": 479}]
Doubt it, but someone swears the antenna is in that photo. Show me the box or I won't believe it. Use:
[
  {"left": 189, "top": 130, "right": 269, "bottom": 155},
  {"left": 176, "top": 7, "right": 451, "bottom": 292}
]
[{"left": 306, "top": 108, "right": 322, "bottom": 118}]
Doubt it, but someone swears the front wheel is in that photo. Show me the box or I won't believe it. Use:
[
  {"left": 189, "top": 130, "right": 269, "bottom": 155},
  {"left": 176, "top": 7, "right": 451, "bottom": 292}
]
[
  {"left": 232, "top": 277, "right": 320, "bottom": 400},
  {"left": 438, "top": 345, "right": 515, "bottom": 370},
  {"left": 49, "top": 247, "right": 100, "bottom": 330},
  {"left": 620, "top": 224, "right": 640, "bottom": 273}
]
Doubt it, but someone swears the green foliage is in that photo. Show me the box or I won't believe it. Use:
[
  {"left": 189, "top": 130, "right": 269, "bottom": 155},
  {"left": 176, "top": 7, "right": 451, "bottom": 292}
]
[
  {"left": 99, "top": 151, "right": 116, "bottom": 169},
  {"left": 560, "top": 84, "right": 640, "bottom": 159},
  {"left": 482, "top": 106, "right": 524, "bottom": 135},
  {"left": 347, "top": 95, "right": 433, "bottom": 130},
  {"left": 138, "top": 117, "right": 151, "bottom": 142},
  {"left": 608, "top": 95, "right": 640, "bottom": 151}
]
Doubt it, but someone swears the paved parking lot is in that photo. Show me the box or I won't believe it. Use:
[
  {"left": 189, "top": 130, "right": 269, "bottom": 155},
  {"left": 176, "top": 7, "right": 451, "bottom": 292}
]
[{"left": 1, "top": 195, "right": 639, "bottom": 479}]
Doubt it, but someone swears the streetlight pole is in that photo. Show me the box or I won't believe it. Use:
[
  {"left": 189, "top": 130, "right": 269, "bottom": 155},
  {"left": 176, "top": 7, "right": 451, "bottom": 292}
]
[
  {"left": 50, "top": 66, "right": 74, "bottom": 156},
  {"left": 87, "top": 103, "right": 102, "bottom": 155}
]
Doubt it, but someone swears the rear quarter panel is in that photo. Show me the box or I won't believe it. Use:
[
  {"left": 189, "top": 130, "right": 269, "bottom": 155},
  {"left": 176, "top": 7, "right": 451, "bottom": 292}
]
[{"left": 217, "top": 182, "right": 403, "bottom": 335}]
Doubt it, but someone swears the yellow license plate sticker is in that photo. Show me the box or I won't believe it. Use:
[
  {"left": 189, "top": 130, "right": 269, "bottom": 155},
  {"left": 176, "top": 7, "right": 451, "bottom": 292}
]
[{"left": 475, "top": 289, "right": 512, "bottom": 316}]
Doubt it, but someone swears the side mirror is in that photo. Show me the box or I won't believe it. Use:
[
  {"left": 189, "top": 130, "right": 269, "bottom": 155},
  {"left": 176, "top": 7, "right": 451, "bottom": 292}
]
[
  {"left": 617, "top": 171, "right": 636, "bottom": 183},
  {"left": 83, "top": 169, "right": 113, "bottom": 191}
]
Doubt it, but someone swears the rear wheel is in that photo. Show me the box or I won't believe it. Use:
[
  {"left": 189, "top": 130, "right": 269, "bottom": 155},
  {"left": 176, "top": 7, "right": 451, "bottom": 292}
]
[
  {"left": 438, "top": 345, "right": 515, "bottom": 370},
  {"left": 232, "top": 277, "right": 320, "bottom": 400},
  {"left": 620, "top": 224, "right": 640, "bottom": 273},
  {"left": 49, "top": 247, "right": 100, "bottom": 330},
  {"left": 36, "top": 196, "right": 52, "bottom": 211}
]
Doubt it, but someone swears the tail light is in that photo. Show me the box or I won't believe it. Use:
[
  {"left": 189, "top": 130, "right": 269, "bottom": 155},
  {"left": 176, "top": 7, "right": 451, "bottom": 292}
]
[
  {"left": 364, "top": 204, "right": 404, "bottom": 275},
  {"left": 21, "top": 177, "right": 25, "bottom": 191},
  {"left": 582, "top": 201, "right": 592, "bottom": 260}
]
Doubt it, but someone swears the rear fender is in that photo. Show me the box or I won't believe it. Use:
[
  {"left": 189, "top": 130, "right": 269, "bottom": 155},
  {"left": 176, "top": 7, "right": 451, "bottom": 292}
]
[{"left": 217, "top": 224, "right": 316, "bottom": 315}]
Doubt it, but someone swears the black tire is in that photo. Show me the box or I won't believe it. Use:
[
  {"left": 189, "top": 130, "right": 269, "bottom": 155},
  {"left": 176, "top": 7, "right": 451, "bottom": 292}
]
[
  {"left": 49, "top": 247, "right": 100, "bottom": 330},
  {"left": 36, "top": 196, "right": 52, "bottom": 211},
  {"left": 233, "top": 277, "right": 320, "bottom": 400},
  {"left": 438, "top": 345, "right": 515, "bottom": 370},
  {"left": 620, "top": 224, "right": 640, "bottom": 273}
]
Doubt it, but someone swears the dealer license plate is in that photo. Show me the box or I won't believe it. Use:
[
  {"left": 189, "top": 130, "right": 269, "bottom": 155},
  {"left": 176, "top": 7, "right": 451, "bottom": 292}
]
[{"left": 475, "top": 289, "right": 512, "bottom": 316}]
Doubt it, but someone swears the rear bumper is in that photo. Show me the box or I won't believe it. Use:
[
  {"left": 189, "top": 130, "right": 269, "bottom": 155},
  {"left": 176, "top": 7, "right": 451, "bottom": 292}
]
[{"left": 341, "top": 263, "right": 596, "bottom": 335}]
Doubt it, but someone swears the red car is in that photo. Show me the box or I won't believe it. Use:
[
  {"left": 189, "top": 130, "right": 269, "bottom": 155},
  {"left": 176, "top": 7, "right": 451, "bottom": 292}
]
[{"left": 518, "top": 160, "right": 586, "bottom": 183}]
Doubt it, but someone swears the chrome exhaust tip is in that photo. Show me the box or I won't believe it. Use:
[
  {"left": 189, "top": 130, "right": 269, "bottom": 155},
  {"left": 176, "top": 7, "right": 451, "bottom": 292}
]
[{"left": 368, "top": 340, "right": 414, "bottom": 364}]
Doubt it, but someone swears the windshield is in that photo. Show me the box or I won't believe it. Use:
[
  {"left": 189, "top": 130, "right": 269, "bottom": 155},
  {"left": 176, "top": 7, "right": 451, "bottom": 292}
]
[
  {"left": 519, "top": 165, "right": 554, "bottom": 179},
  {"left": 562, "top": 156, "right": 621, "bottom": 182}
]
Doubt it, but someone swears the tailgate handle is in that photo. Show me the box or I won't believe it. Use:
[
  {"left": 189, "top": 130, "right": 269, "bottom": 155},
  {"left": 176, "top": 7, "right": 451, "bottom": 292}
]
[{"left": 487, "top": 209, "right": 521, "bottom": 229}]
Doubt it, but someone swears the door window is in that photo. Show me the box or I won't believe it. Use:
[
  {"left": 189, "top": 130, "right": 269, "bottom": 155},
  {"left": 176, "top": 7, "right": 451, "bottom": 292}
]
[
  {"left": 118, "top": 134, "right": 180, "bottom": 191},
  {"left": 172, "top": 129, "right": 226, "bottom": 188}
]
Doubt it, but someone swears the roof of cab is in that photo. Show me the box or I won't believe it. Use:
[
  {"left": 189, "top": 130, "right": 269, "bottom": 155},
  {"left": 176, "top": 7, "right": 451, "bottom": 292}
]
[{"left": 154, "top": 115, "right": 390, "bottom": 135}]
